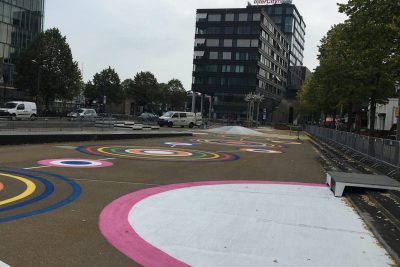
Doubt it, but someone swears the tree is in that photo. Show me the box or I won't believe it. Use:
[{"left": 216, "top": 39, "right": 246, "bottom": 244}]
[
  {"left": 88, "top": 67, "right": 124, "bottom": 110},
  {"left": 166, "top": 79, "right": 187, "bottom": 110},
  {"left": 126, "top": 72, "right": 159, "bottom": 111},
  {"left": 337, "top": 0, "right": 398, "bottom": 133},
  {"left": 15, "top": 28, "right": 82, "bottom": 108}
]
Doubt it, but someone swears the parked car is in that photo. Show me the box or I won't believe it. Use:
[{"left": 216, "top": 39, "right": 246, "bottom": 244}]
[
  {"left": 67, "top": 108, "right": 97, "bottom": 120},
  {"left": 158, "top": 111, "right": 202, "bottom": 128},
  {"left": 0, "top": 101, "right": 37, "bottom": 120},
  {"left": 137, "top": 112, "right": 158, "bottom": 122}
]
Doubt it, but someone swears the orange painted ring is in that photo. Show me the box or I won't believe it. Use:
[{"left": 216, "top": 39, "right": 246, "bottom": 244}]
[{"left": 0, "top": 182, "right": 4, "bottom": 192}]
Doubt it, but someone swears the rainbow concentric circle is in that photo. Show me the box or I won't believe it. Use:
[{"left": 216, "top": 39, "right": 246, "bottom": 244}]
[
  {"left": 0, "top": 168, "right": 81, "bottom": 223},
  {"left": 77, "top": 146, "right": 239, "bottom": 162},
  {"left": 190, "top": 139, "right": 270, "bottom": 147},
  {"left": 38, "top": 158, "right": 113, "bottom": 168},
  {"left": 240, "top": 148, "right": 283, "bottom": 154}
]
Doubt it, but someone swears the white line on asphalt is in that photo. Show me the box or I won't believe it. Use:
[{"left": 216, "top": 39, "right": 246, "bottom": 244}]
[
  {"left": 98, "top": 158, "right": 117, "bottom": 161},
  {"left": 24, "top": 166, "right": 51, "bottom": 170},
  {"left": 74, "top": 178, "right": 160, "bottom": 187}
]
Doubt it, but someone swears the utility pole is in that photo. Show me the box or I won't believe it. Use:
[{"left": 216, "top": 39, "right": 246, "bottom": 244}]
[{"left": 191, "top": 91, "right": 196, "bottom": 113}]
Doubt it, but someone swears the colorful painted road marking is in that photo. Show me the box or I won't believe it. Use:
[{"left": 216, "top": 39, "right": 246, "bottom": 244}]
[
  {"left": 99, "top": 181, "right": 392, "bottom": 267},
  {"left": 162, "top": 142, "right": 195, "bottom": 147},
  {"left": 0, "top": 173, "right": 36, "bottom": 206},
  {"left": 38, "top": 158, "right": 113, "bottom": 168},
  {"left": 77, "top": 146, "right": 239, "bottom": 162},
  {"left": 190, "top": 139, "right": 270, "bottom": 147},
  {"left": 271, "top": 140, "right": 302, "bottom": 145},
  {"left": 0, "top": 182, "right": 4, "bottom": 192},
  {"left": 240, "top": 148, "right": 283, "bottom": 154},
  {"left": 0, "top": 168, "right": 81, "bottom": 223}
]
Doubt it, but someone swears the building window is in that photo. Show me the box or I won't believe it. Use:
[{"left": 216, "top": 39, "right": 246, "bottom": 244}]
[
  {"left": 193, "top": 51, "right": 205, "bottom": 59},
  {"left": 224, "top": 27, "right": 234, "bottom": 34},
  {"left": 205, "top": 65, "right": 218, "bottom": 72},
  {"left": 206, "top": 39, "right": 219, "bottom": 47},
  {"left": 223, "top": 39, "right": 232, "bottom": 47},
  {"left": 194, "top": 38, "right": 205, "bottom": 47},
  {"left": 196, "top": 13, "right": 207, "bottom": 22},
  {"left": 222, "top": 52, "right": 231, "bottom": 60},
  {"left": 253, "top": 13, "right": 261, "bottom": 21},
  {"left": 237, "top": 39, "right": 251, "bottom": 47},
  {"left": 225, "top": 13, "right": 234, "bottom": 21},
  {"left": 207, "top": 27, "right": 220, "bottom": 34},
  {"left": 238, "top": 13, "right": 248, "bottom": 21},
  {"left": 275, "top": 7, "right": 282, "bottom": 15},
  {"left": 208, "top": 14, "right": 221, "bottom": 22},
  {"left": 208, "top": 77, "right": 219, "bottom": 85},
  {"left": 194, "top": 77, "right": 204, "bottom": 84},
  {"left": 235, "top": 52, "right": 248, "bottom": 60},
  {"left": 237, "top": 26, "right": 251, "bottom": 34},
  {"left": 209, "top": 51, "right": 218, "bottom": 59},
  {"left": 251, "top": 39, "right": 259, "bottom": 47}
]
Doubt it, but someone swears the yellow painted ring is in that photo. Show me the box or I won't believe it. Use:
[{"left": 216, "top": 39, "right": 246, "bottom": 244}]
[
  {"left": 0, "top": 173, "right": 36, "bottom": 206},
  {"left": 97, "top": 147, "right": 221, "bottom": 160}
]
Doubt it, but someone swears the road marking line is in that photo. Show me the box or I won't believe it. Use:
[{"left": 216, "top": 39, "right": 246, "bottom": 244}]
[
  {"left": 24, "top": 166, "right": 51, "bottom": 170},
  {"left": 74, "top": 178, "right": 159, "bottom": 187},
  {"left": 98, "top": 158, "right": 117, "bottom": 161}
]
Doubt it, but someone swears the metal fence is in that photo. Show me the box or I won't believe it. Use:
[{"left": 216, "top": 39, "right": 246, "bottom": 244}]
[{"left": 307, "top": 126, "right": 400, "bottom": 176}]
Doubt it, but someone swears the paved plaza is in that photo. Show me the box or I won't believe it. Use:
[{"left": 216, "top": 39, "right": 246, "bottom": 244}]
[{"left": 0, "top": 128, "right": 394, "bottom": 266}]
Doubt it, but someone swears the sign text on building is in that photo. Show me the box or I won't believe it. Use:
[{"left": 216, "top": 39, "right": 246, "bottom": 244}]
[{"left": 253, "top": 0, "right": 292, "bottom": 5}]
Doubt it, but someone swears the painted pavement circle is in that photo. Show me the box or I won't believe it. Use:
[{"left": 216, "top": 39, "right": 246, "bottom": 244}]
[
  {"left": 77, "top": 146, "right": 238, "bottom": 162},
  {"left": 0, "top": 168, "right": 81, "bottom": 223},
  {"left": 38, "top": 158, "right": 113, "bottom": 168},
  {"left": 99, "top": 181, "right": 392, "bottom": 267}
]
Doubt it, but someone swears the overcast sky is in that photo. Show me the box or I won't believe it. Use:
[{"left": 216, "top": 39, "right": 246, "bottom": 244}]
[{"left": 45, "top": 0, "right": 347, "bottom": 90}]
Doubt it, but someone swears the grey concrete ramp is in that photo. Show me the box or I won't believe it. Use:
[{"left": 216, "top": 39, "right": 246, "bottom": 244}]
[{"left": 326, "top": 171, "right": 400, "bottom": 197}]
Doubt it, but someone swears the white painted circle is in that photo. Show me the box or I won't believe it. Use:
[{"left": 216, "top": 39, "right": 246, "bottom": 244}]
[
  {"left": 143, "top": 150, "right": 175, "bottom": 155},
  {"left": 128, "top": 184, "right": 392, "bottom": 267}
]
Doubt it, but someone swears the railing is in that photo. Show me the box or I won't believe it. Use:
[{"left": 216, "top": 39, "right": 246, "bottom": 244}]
[
  {"left": 306, "top": 125, "right": 400, "bottom": 176},
  {"left": 0, "top": 116, "right": 116, "bottom": 132}
]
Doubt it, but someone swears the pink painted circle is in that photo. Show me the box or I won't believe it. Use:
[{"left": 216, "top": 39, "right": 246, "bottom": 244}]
[
  {"left": 38, "top": 158, "right": 113, "bottom": 168},
  {"left": 99, "top": 181, "right": 326, "bottom": 266}
]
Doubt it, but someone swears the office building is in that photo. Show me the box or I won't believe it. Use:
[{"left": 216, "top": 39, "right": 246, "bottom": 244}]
[
  {"left": 0, "top": 0, "right": 45, "bottom": 90},
  {"left": 260, "top": 2, "right": 306, "bottom": 98},
  {"left": 192, "top": 6, "right": 290, "bottom": 121}
]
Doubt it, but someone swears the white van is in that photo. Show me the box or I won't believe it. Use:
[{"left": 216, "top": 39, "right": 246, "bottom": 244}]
[
  {"left": 0, "top": 101, "right": 37, "bottom": 120},
  {"left": 158, "top": 111, "right": 202, "bottom": 128}
]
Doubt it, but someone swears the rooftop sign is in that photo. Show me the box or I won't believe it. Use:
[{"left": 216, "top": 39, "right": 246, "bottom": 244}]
[{"left": 253, "top": 0, "right": 292, "bottom": 5}]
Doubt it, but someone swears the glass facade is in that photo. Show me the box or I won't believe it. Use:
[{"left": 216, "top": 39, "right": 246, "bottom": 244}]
[
  {"left": 264, "top": 4, "right": 305, "bottom": 67},
  {"left": 192, "top": 7, "right": 289, "bottom": 120},
  {"left": 0, "top": 0, "right": 45, "bottom": 87}
]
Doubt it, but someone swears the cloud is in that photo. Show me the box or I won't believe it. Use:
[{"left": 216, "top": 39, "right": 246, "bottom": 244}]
[{"left": 45, "top": 0, "right": 346, "bottom": 90}]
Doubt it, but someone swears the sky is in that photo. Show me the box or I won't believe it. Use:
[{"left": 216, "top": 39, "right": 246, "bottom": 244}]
[{"left": 44, "top": 0, "right": 347, "bottom": 91}]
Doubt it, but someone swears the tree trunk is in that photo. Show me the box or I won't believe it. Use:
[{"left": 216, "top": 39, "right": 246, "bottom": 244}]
[
  {"left": 346, "top": 102, "right": 353, "bottom": 132},
  {"left": 369, "top": 96, "right": 377, "bottom": 136}
]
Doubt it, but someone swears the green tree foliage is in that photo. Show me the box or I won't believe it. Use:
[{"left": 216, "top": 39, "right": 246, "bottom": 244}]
[
  {"left": 299, "top": 0, "right": 399, "bottom": 132},
  {"left": 166, "top": 79, "right": 187, "bottom": 110},
  {"left": 86, "top": 67, "right": 124, "bottom": 106},
  {"left": 16, "top": 28, "right": 82, "bottom": 107},
  {"left": 126, "top": 71, "right": 159, "bottom": 111},
  {"left": 338, "top": 0, "right": 398, "bottom": 132}
]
